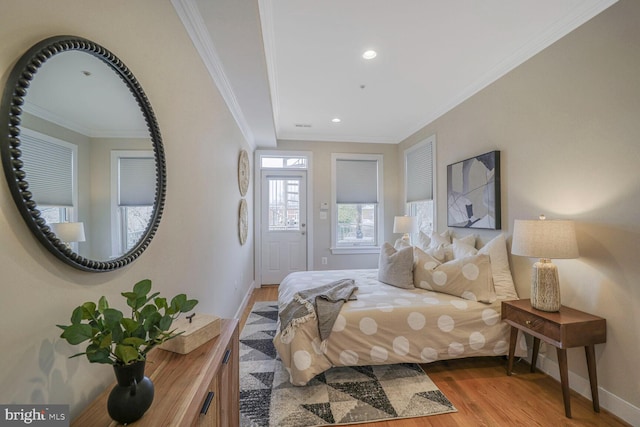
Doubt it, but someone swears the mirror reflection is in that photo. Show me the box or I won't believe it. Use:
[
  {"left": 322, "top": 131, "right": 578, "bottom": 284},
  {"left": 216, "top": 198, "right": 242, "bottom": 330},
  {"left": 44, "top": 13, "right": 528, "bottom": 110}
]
[{"left": 19, "top": 50, "right": 155, "bottom": 261}]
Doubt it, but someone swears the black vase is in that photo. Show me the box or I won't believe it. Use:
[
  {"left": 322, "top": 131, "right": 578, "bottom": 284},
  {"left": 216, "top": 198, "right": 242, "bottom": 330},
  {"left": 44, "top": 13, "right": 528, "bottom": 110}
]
[{"left": 107, "top": 360, "right": 154, "bottom": 424}]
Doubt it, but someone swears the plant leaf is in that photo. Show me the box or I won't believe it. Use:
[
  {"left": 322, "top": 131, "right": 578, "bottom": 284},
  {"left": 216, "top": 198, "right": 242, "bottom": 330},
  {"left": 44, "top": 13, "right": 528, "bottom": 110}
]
[
  {"left": 121, "top": 318, "right": 139, "bottom": 334},
  {"left": 158, "top": 315, "right": 172, "bottom": 331},
  {"left": 180, "top": 299, "right": 199, "bottom": 313},
  {"left": 103, "top": 308, "right": 123, "bottom": 330},
  {"left": 114, "top": 344, "right": 140, "bottom": 365},
  {"left": 61, "top": 324, "right": 94, "bottom": 345},
  {"left": 154, "top": 297, "right": 167, "bottom": 310},
  {"left": 144, "top": 311, "right": 162, "bottom": 332},
  {"left": 70, "top": 306, "right": 84, "bottom": 324},
  {"left": 133, "top": 279, "right": 152, "bottom": 297},
  {"left": 98, "top": 296, "right": 109, "bottom": 313},
  {"left": 140, "top": 304, "right": 157, "bottom": 320},
  {"left": 122, "top": 337, "right": 146, "bottom": 347}
]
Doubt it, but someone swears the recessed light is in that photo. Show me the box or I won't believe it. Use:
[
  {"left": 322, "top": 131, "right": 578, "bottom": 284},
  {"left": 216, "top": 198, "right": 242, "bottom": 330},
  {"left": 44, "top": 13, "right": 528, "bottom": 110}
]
[
  {"left": 362, "top": 50, "right": 377, "bottom": 60},
  {"left": 331, "top": 118, "right": 341, "bottom": 123}
]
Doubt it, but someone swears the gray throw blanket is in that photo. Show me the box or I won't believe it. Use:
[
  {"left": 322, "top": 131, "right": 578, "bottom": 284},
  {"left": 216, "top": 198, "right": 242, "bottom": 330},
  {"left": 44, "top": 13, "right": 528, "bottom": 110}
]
[{"left": 279, "top": 279, "right": 358, "bottom": 342}]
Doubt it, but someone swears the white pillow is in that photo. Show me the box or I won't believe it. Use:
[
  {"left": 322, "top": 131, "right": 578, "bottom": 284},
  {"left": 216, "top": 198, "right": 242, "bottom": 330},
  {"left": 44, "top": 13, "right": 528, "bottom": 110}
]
[
  {"left": 452, "top": 237, "right": 478, "bottom": 259},
  {"left": 416, "top": 231, "right": 431, "bottom": 251},
  {"left": 378, "top": 243, "right": 415, "bottom": 289},
  {"left": 428, "top": 230, "right": 450, "bottom": 248},
  {"left": 414, "top": 248, "right": 496, "bottom": 303},
  {"left": 446, "top": 234, "right": 476, "bottom": 261},
  {"left": 478, "top": 234, "right": 519, "bottom": 300}
]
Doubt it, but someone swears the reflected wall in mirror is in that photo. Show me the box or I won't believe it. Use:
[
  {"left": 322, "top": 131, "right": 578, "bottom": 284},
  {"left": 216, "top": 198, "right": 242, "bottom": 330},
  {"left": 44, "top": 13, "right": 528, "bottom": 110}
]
[{"left": 1, "top": 36, "right": 166, "bottom": 272}]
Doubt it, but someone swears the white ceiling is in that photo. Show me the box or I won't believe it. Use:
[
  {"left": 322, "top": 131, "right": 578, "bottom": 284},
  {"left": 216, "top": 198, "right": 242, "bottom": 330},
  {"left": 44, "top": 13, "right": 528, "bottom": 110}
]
[{"left": 179, "top": 0, "right": 619, "bottom": 147}]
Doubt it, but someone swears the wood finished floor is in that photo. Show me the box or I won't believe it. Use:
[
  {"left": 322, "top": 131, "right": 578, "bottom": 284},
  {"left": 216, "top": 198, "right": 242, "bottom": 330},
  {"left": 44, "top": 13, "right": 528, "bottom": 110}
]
[{"left": 241, "top": 285, "right": 630, "bottom": 427}]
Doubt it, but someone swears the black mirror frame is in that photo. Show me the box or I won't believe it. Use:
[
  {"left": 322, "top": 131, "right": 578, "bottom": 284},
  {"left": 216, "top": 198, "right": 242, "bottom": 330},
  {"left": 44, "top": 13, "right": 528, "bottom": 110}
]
[{"left": 0, "top": 36, "right": 166, "bottom": 272}]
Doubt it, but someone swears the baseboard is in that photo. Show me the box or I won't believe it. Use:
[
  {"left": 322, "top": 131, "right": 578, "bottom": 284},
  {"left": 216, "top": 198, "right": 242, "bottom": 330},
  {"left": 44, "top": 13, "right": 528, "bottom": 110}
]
[
  {"left": 536, "top": 353, "right": 639, "bottom": 425},
  {"left": 234, "top": 280, "right": 257, "bottom": 320}
]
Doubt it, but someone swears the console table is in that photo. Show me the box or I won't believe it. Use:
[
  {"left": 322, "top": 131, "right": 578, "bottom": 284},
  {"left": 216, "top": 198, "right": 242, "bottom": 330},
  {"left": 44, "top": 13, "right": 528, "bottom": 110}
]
[
  {"left": 72, "top": 318, "right": 239, "bottom": 426},
  {"left": 502, "top": 299, "right": 606, "bottom": 418}
]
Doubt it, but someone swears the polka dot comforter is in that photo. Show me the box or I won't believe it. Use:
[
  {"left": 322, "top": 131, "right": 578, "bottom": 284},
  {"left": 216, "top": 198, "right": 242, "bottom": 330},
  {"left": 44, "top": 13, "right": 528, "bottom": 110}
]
[{"left": 274, "top": 269, "right": 527, "bottom": 386}]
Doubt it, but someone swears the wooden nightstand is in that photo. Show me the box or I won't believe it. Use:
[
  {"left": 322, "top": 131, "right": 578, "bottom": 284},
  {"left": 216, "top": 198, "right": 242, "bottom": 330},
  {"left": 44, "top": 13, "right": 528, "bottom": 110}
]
[{"left": 501, "top": 299, "right": 606, "bottom": 418}]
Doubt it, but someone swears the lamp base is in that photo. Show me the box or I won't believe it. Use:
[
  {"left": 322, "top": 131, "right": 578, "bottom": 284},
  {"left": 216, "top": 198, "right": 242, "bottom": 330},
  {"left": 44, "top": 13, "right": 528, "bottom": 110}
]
[{"left": 530, "top": 259, "right": 560, "bottom": 312}]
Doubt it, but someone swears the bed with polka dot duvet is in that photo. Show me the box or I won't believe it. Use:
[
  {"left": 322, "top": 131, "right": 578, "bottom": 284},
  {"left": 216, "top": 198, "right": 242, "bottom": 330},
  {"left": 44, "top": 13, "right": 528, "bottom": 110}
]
[{"left": 274, "top": 269, "right": 527, "bottom": 386}]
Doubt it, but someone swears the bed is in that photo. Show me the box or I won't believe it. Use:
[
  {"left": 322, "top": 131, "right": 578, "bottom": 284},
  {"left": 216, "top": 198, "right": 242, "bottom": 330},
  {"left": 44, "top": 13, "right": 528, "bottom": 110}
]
[{"left": 273, "top": 233, "right": 528, "bottom": 385}]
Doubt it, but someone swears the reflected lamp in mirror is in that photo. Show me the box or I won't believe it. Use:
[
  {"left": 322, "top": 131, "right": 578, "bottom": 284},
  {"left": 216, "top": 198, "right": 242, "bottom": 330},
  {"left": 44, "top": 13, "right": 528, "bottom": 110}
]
[
  {"left": 511, "top": 215, "right": 579, "bottom": 312},
  {"left": 51, "top": 222, "right": 86, "bottom": 250},
  {"left": 393, "top": 216, "right": 418, "bottom": 244}
]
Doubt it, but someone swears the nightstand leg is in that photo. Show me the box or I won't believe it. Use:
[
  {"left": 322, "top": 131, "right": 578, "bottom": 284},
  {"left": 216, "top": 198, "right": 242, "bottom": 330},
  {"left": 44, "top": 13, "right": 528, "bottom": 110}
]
[
  {"left": 507, "top": 326, "right": 518, "bottom": 375},
  {"left": 585, "top": 344, "right": 600, "bottom": 412},
  {"left": 531, "top": 337, "right": 540, "bottom": 372},
  {"left": 556, "top": 347, "right": 571, "bottom": 418}
]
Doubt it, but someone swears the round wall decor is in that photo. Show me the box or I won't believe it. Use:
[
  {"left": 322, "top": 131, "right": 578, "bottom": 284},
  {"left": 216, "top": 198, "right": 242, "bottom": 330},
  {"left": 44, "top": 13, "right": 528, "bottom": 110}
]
[
  {"left": 239, "top": 198, "right": 248, "bottom": 245},
  {"left": 238, "top": 150, "right": 250, "bottom": 196}
]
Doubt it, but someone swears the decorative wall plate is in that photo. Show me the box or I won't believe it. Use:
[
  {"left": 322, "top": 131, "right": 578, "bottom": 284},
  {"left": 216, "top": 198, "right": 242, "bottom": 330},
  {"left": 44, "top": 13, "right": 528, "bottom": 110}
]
[
  {"left": 239, "top": 198, "right": 248, "bottom": 245},
  {"left": 238, "top": 150, "right": 249, "bottom": 196}
]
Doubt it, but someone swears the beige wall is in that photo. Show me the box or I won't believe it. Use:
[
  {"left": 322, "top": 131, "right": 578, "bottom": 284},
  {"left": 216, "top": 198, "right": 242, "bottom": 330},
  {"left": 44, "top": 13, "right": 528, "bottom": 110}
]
[
  {"left": 400, "top": 0, "right": 640, "bottom": 421},
  {"left": 276, "top": 140, "right": 400, "bottom": 270},
  {"left": 0, "top": 0, "right": 254, "bottom": 418}
]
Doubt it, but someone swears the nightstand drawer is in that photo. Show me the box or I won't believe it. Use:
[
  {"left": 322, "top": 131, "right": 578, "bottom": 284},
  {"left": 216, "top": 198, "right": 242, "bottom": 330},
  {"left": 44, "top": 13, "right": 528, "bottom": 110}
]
[{"left": 502, "top": 304, "right": 561, "bottom": 342}]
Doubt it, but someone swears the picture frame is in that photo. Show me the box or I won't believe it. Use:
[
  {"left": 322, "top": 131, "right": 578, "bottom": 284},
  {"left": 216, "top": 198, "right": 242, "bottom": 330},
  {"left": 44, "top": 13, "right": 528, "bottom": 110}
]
[{"left": 447, "top": 150, "right": 501, "bottom": 229}]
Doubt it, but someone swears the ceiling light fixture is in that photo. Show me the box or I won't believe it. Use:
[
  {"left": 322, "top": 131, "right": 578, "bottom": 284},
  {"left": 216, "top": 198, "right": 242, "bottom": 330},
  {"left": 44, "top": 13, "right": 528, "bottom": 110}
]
[
  {"left": 362, "top": 50, "right": 377, "bottom": 60},
  {"left": 331, "top": 118, "right": 341, "bottom": 123}
]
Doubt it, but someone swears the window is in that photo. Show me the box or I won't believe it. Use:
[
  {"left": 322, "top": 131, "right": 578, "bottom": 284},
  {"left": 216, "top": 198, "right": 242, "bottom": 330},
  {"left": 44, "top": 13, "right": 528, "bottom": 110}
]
[
  {"left": 268, "top": 178, "right": 300, "bottom": 231},
  {"left": 404, "top": 135, "right": 435, "bottom": 238},
  {"left": 111, "top": 151, "right": 155, "bottom": 255},
  {"left": 331, "top": 153, "right": 383, "bottom": 253},
  {"left": 19, "top": 128, "right": 78, "bottom": 225},
  {"left": 261, "top": 155, "right": 307, "bottom": 169}
]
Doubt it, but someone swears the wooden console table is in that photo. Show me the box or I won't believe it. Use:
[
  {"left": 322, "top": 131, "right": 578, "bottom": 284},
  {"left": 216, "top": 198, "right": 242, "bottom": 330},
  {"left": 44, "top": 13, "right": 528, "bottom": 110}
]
[
  {"left": 72, "top": 318, "right": 239, "bottom": 426},
  {"left": 502, "top": 299, "right": 606, "bottom": 418}
]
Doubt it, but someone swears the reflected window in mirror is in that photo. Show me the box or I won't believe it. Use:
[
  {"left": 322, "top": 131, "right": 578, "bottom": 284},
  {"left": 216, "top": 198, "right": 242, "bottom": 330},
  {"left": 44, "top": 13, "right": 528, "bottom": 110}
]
[
  {"left": 1, "top": 36, "right": 166, "bottom": 271},
  {"left": 111, "top": 151, "right": 155, "bottom": 257}
]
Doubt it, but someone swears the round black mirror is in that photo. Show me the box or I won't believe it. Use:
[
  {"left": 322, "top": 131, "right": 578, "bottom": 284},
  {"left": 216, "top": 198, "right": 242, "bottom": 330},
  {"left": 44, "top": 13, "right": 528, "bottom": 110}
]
[{"left": 1, "top": 36, "right": 166, "bottom": 272}]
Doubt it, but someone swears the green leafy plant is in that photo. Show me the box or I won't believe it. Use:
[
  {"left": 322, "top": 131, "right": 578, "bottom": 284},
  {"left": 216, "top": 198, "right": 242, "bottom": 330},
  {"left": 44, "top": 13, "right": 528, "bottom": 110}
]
[{"left": 57, "top": 279, "right": 198, "bottom": 366}]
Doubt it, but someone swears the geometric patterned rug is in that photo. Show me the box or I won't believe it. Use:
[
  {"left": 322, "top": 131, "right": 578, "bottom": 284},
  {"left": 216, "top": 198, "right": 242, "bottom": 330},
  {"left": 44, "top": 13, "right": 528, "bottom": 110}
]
[{"left": 239, "top": 301, "right": 456, "bottom": 426}]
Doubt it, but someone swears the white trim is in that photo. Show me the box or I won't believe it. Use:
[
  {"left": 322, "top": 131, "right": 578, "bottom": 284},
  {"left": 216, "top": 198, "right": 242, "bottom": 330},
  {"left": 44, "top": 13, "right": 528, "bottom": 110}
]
[
  {"left": 233, "top": 280, "right": 257, "bottom": 320},
  {"left": 330, "top": 153, "right": 384, "bottom": 254},
  {"left": 171, "top": 0, "right": 256, "bottom": 150},
  {"left": 535, "top": 352, "right": 640, "bottom": 426},
  {"left": 254, "top": 150, "right": 313, "bottom": 286}
]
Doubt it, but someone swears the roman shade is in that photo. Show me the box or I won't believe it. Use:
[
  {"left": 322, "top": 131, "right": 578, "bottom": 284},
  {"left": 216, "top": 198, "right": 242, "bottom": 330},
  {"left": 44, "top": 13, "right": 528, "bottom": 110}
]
[
  {"left": 118, "top": 157, "right": 155, "bottom": 206},
  {"left": 335, "top": 159, "right": 378, "bottom": 203}
]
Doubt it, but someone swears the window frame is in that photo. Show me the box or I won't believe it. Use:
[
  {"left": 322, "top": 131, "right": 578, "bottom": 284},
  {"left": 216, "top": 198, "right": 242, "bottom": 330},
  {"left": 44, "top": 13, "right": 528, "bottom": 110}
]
[{"left": 330, "top": 153, "right": 384, "bottom": 254}]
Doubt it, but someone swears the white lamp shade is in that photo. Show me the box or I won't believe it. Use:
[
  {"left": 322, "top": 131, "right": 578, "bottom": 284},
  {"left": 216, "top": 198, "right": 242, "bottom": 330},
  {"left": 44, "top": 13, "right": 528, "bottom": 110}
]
[
  {"left": 393, "top": 216, "right": 418, "bottom": 234},
  {"left": 51, "top": 222, "right": 86, "bottom": 243},
  {"left": 511, "top": 219, "right": 578, "bottom": 259}
]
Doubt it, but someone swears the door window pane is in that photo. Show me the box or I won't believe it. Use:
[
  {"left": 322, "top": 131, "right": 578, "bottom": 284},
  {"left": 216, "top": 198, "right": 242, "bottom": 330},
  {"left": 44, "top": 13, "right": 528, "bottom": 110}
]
[{"left": 268, "top": 178, "right": 300, "bottom": 231}]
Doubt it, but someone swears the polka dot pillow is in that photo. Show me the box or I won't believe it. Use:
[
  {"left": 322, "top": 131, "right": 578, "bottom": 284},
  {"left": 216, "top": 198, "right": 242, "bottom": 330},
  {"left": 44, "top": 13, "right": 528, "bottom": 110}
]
[{"left": 413, "top": 247, "right": 496, "bottom": 303}]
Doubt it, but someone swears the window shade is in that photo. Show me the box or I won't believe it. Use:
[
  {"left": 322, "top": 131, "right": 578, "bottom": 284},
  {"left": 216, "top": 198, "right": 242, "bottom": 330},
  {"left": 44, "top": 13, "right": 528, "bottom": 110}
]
[
  {"left": 19, "top": 133, "right": 74, "bottom": 206},
  {"left": 406, "top": 140, "right": 433, "bottom": 202},
  {"left": 119, "top": 157, "right": 155, "bottom": 206},
  {"left": 336, "top": 159, "right": 378, "bottom": 203}
]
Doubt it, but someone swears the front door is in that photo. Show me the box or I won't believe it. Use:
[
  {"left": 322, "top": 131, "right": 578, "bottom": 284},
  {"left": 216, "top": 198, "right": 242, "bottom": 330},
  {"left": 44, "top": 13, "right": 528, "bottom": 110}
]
[{"left": 260, "top": 171, "right": 307, "bottom": 284}]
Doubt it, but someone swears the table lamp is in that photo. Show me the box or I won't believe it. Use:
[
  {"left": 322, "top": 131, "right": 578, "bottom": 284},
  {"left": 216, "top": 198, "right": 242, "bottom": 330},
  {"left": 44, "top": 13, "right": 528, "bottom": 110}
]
[
  {"left": 393, "top": 216, "right": 418, "bottom": 245},
  {"left": 51, "top": 222, "right": 86, "bottom": 250},
  {"left": 511, "top": 215, "right": 578, "bottom": 312}
]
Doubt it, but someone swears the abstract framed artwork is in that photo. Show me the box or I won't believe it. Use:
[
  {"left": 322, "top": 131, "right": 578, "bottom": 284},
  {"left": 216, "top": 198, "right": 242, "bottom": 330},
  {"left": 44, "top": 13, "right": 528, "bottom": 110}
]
[{"left": 447, "top": 150, "right": 501, "bottom": 229}]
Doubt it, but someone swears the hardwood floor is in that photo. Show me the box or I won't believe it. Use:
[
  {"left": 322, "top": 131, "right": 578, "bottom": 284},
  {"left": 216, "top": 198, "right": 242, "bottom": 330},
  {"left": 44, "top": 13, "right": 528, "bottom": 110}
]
[{"left": 241, "top": 286, "right": 629, "bottom": 426}]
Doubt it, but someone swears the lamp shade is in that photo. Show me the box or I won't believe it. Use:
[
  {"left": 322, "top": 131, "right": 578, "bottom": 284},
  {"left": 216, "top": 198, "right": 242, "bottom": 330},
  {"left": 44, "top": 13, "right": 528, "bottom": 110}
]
[
  {"left": 51, "top": 222, "right": 86, "bottom": 243},
  {"left": 393, "top": 216, "right": 418, "bottom": 234},
  {"left": 511, "top": 219, "right": 578, "bottom": 259}
]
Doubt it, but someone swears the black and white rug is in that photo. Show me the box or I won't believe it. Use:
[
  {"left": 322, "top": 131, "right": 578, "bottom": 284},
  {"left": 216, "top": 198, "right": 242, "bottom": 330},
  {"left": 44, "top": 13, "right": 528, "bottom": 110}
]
[{"left": 239, "top": 301, "right": 456, "bottom": 427}]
